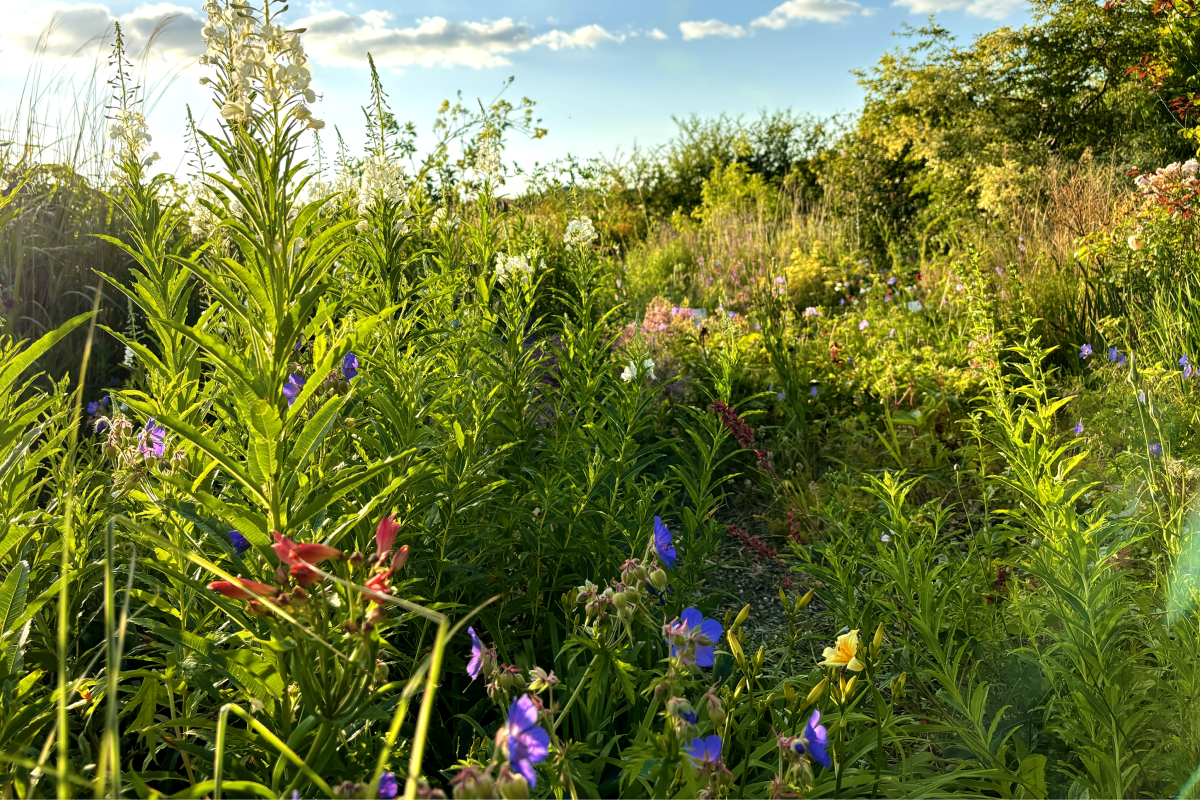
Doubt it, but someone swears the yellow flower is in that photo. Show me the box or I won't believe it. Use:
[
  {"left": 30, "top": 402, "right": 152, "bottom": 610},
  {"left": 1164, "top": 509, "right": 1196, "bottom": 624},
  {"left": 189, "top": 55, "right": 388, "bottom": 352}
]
[{"left": 820, "top": 629, "right": 865, "bottom": 671}]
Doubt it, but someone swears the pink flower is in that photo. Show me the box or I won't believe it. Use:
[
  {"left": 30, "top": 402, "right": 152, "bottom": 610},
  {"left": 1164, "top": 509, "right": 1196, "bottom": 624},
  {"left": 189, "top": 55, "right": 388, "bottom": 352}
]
[{"left": 376, "top": 515, "right": 400, "bottom": 556}]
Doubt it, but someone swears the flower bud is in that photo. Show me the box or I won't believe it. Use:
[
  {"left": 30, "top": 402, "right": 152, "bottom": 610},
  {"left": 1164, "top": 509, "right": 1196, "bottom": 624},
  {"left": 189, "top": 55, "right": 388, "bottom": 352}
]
[
  {"left": 275, "top": 565, "right": 290, "bottom": 585},
  {"left": 246, "top": 600, "right": 272, "bottom": 617},
  {"left": 733, "top": 604, "right": 751, "bottom": 629},
  {"left": 844, "top": 676, "right": 859, "bottom": 697},
  {"left": 804, "top": 677, "right": 828, "bottom": 707},
  {"left": 452, "top": 766, "right": 496, "bottom": 800},
  {"left": 612, "top": 591, "right": 627, "bottom": 610},
  {"left": 349, "top": 551, "right": 365, "bottom": 568},
  {"left": 497, "top": 770, "right": 529, "bottom": 800},
  {"left": 367, "top": 606, "right": 387, "bottom": 625},
  {"left": 650, "top": 569, "right": 668, "bottom": 590},
  {"left": 795, "top": 588, "right": 815, "bottom": 611},
  {"left": 871, "top": 621, "right": 885, "bottom": 659},
  {"left": 391, "top": 544, "right": 409, "bottom": 572},
  {"left": 653, "top": 681, "right": 670, "bottom": 702},
  {"left": 291, "top": 585, "right": 309, "bottom": 602},
  {"left": 892, "top": 672, "right": 907, "bottom": 695},
  {"left": 374, "top": 659, "right": 389, "bottom": 684},
  {"left": 704, "top": 691, "right": 726, "bottom": 728}
]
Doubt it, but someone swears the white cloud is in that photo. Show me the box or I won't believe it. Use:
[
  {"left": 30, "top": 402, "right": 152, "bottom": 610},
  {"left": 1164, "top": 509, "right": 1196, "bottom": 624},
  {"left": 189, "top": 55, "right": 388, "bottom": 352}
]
[
  {"left": 295, "top": 12, "right": 533, "bottom": 68},
  {"left": 646, "top": 28, "right": 669, "bottom": 40},
  {"left": 679, "top": 20, "right": 748, "bottom": 40},
  {"left": 533, "top": 24, "right": 625, "bottom": 51},
  {"left": 751, "top": 0, "right": 868, "bottom": 27},
  {"left": 2, "top": 2, "right": 203, "bottom": 62},
  {"left": 891, "top": 0, "right": 1024, "bottom": 17}
]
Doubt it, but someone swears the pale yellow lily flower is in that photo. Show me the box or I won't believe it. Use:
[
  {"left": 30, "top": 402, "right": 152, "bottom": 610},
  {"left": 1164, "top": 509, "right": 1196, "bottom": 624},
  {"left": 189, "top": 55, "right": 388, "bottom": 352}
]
[{"left": 820, "top": 629, "right": 865, "bottom": 671}]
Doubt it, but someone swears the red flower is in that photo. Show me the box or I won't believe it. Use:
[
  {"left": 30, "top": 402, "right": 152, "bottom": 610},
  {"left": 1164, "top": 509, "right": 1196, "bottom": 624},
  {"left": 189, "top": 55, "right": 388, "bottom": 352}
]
[
  {"left": 273, "top": 530, "right": 342, "bottom": 565},
  {"left": 291, "top": 564, "right": 322, "bottom": 585},
  {"left": 208, "top": 578, "right": 276, "bottom": 600},
  {"left": 365, "top": 570, "right": 392, "bottom": 604},
  {"left": 375, "top": 515, "right": 400, "bottom": 556}
]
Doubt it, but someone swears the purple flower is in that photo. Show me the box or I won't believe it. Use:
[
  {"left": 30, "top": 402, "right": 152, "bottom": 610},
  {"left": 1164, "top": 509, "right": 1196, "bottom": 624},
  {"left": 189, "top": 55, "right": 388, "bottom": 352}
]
[
  {"left": 1138, "top": 390, "right": 1146, "bottom": 403},
  {"left": 1080, "top": 344, "right": 1092, "bottom": 359},
  {"left": 377, "top": 771, "right": 398, "bottom": 799},
  {"left": 466, "top": 626, "right": 484, "bottom": 680},
  {"left": 1073, "top": 420, "right": 1084, "bottom": 436},
  {"left": 685, "top": 735, "right": 722, "bottom": 768},
  {"left": 139, "top": 419, "right": 166, "bottom": 459},
  {"left": 811, "top": 386, "right": 819, "bottom": 397},
  {"left": 343, "top": 351, "right": 359, "bottom": 381},
  {"left": 1181, "top": 355, "right": 1190, "bottom": 368},
  {"left": 777, "top": 391, "right": 786, "bottom": 401},
  {"left": 887, "top": 276, "right": 897, "bottom": 285},
  {"left": 1186, "top": 364, "right": 1195, "bottom": 380},
  {"left": 653, "top": 516, "right": 677, "bottom": 568},
  {"left": 283, "top": 372, "right": 306, "bottom": 406},
  {"left": 504, "top": 695, "right": 549, "bottom": 787},
  {"left": 794, "top": 709, "right": 831, "bottom": 769},
  {"left": 228, "top": 529, "right": 250, "bottom": 554},
  {"left": 666, "top": 607, "right": 723, "bottom": 668},
  {"left": 1150, "top": 443, "right": 1163, "bottom": 456},
  {"left": 859, "top": 320, "right": 869, "bottom": 331}
]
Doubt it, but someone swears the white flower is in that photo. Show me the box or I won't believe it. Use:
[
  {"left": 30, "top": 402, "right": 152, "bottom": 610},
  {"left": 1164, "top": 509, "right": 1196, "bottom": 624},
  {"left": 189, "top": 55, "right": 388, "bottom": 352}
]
[
  {"left": 803, "top": 306, "right": 821, "bottom": 318},
  {"left": 494, "top": 251, "right": 537, "bottom": 284},
  {"left": 621, "top": 357, "right": 655, "bottom": 382},
  {"left": 563, "top": 216, "right": 597, "bottom": 249},
  {"left": 123, "top": 345, "right": 136, "bottom": 366},
  {"left": 355, "top": 219, "right": 369, "bottom": 232},
  {"left": 1128, "top": 233, "right": 1144, "bottom": 251},
  {"left": 906, "top": 300, "right": 923, "bottom": 312}
]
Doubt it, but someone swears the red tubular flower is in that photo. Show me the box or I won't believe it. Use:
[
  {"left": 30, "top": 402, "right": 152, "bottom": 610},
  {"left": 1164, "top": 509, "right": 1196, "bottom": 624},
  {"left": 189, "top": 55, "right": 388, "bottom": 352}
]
[
  {"left": 365, "top": 570, "right": 392, "bottom": 604},
  {"left": 375, "top": 515, "right": 400, "bottom": 556},
  {"left": 291, "top": 564, "right": 322, "bottom": 585},
  {"left": 208, "top": 578, "right": 277, "bottom": 600},
  {"left": 273, "top": 531, "right": 342, "bottom": 565}
]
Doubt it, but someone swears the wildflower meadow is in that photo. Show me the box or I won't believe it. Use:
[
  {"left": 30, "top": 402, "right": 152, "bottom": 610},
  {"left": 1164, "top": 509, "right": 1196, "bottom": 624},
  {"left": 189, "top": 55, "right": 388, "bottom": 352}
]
[{"left": 4, "top": 0, "right": 1200, "bottom": 797}]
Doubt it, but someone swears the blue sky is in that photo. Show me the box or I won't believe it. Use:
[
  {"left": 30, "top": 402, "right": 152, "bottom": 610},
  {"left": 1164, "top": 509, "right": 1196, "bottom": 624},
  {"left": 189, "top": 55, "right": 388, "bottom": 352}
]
[{"left": 0, "top": 0, "right": 1029, "bottom": 184}]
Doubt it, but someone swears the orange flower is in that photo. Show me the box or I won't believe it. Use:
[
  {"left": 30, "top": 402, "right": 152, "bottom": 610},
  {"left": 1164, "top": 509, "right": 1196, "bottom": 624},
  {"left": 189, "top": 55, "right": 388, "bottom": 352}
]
[
  {"left": 819, "top": 630, "right": 865, "bottom": 671},
  {"left": 364, "top": 570, "right": 392, "bottom": 604},
  {"left": 272, "top": 531, "right": 342, "bottom": 566}
]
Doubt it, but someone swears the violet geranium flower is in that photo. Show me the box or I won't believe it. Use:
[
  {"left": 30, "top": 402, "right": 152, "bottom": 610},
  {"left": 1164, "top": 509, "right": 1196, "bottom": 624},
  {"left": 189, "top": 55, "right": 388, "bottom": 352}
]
[
  {"left": 343, "top": 351, "right": 359, "bottom": 381},
  {"left": 503, "top": 694, "right": 549, "bottom": 787},
  {"left": 467, "top": 626, "right": 485, "bottom": 680},
  {"left": 653, "top": 516, "right": 677, "bottom": 568},
  {"left": 377, "top": 771, "right": 398, "bottom": 799},
  {"left": 283, "top": 372, "right": 306, "bottom": 406},
  {"left": 794, "top": 709, "right": 831, "bottom": 769},
  {"left": 685, "top": 735, "right": 722, "bottom": 768},
  {"left": 665, "top": 607, "right": 723, "bottom": 668},
  {"left": 228, "top": 529, "right": 250, "bottom": 554},
  {"left": 139, "top": 419, "right": 166, "bottom": 459}
]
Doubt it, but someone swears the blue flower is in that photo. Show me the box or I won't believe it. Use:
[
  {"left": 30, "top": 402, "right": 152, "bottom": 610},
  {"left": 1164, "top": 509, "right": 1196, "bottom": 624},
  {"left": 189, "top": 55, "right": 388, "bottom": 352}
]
[
  {"left": 505, "top": 695, "right": 549, "bottom": 787},
  {"left": 794, "top": 709, "right": 831, "bottom": 769},
  {"left": 377, "top": 771, "right": 398, "bottom": 799},
  {"left": 1079, "top": 344, "right": 1092, "bottom": 359},
  {"left": 1108, "top": 347, "right": 1119, "bottom": 362},
  {"left": 1138, "top": 390, "right": 1146, "bottom": 403},
  {"left": 228, "top": 529, "right": 250, "bottom": 554},
  {"left": 283, "top": 372, "right": 306, "bottom": 406},
  {"left": 685, "top": 735, "right": 722, "bottom": 768},
  {"left": 666, "top": 607, "right": 723, "bottom": 668},
  {"left": 87, "top": 396, "right": 110, "bottom": 416},
  {"left": 1150, "top": 443, "right": 1163, "bottom": 456},
  {"left": 811, "top": 386, "right": 819, "bottom": 397},
  {"left": 343, "top": 351, "right": 359, "bottom": 381},
  {"left": 653, "top": 516, "right": 676, "bottom": 568},
  {"left": 1181, "top": 355, "right": 1190, "bottom": 367},
  {"left": 1073, "top": 420, "right": 1084, "bottom": 436},
  {"left": 777, "top": 391, "right": 786, "bottom": 401}
]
